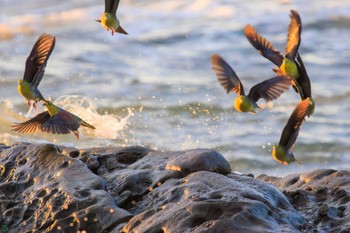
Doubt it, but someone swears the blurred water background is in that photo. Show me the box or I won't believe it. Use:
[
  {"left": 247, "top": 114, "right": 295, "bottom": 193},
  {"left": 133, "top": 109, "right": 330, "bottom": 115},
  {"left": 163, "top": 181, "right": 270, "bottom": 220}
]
[{"left": 0, "top": 0, "right": 350, "bottom": 176}]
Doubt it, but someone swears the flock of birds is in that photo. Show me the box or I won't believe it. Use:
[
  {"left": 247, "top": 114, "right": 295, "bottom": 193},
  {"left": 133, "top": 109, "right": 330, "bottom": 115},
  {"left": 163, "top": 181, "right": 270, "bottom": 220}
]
[
  {"left": 211, "top": 10, "right": 314, "bottom": 165},
  {"left": 11, "top": 1, "right": 314, "bottom": 165}
]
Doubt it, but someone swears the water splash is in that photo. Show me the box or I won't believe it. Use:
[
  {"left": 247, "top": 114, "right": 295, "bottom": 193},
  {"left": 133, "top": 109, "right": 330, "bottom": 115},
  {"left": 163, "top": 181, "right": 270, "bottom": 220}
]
[{"left": 52, "top": 95, "right": 131, "bottom": 140}]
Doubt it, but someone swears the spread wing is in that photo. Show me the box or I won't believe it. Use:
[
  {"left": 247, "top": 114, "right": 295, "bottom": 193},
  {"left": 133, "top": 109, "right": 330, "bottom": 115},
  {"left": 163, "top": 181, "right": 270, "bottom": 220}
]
[
  {"left": 296, "top": 53, "right": 312, "bottom": 98},
  {"left": 41, "top": 110, "right": 81, "bottom": 134},
  {"left": 285, "top": 10, "right": 302, "bottom": 61},
  {"left": 23, "top": 34, "right": 55, "bottom": 87},
  {"left": 248, "top": 75, "right": 291, "bottom": 103},
  {"left": 210, "top": 54, "right": 245, "bottom": 96},
  {"left": 279, "top": 99, "right": 312, "bottom": 149},
  {"left": 11, "top": 111, "right": 50, "bottom": 134},
  {"left": 105, "top": 0, "right": 120, "bottom": 14},
  {"left": 244, "top": 24, "right": 284, "bottom": 67}
]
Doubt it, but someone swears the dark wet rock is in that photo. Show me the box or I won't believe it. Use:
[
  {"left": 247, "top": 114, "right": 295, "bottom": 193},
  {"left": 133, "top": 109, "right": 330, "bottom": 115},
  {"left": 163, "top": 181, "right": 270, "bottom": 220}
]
[
  {"left": 258, "top": 169, "right": 350, "bottom": 232},
  {"left": 0, "top": 143, "right": 349, "bottom": 232},
  {"left": 0, "top": 144, "right": 131, "bottom": 232}
]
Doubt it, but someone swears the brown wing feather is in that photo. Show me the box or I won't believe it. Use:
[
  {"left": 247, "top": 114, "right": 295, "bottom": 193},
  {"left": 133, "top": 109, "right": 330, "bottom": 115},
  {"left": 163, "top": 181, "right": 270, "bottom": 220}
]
[
  {"left": 11, "top": 111, "right": 50, "bottom": 134},
  {"left": 112, "top": 0, "right": 120, "bottom": 14},
  {"left": 23, "top": 34, "right": 55, "bottom": 87},
  {"left": 210, "top": 54, "right": 245, "bottom": 96},
  {"left": 41, "top": 110, "right": 81, "bottom": 135},
  {"left": 105, "top": 0, "right": 113, "bottom": 13},
  {"left": 279, "top": 99, "right": 312, "bottom": 149},
  {"left": 248, "top": 75, "right": 291, "bottom": 103},
  {"left": 244, "top": 24, "right": 284, "bottom": 67},
  {"left": 285, "top": 10, "right": 302, "bottom": 61},
  {"left": 105, "top": 0, "right": 120, "bottom": 14}
]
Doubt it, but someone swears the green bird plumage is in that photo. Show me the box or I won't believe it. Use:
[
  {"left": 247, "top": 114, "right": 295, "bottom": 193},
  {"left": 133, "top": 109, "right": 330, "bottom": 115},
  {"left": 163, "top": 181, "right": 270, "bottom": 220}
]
[
  {"left": 272, "top": 98, "right": 313, "bottom": 165},
  {"left": 18, "top": 34, "right": 55, "bottom": 109},
  {"left": 211, "top": 54, "right": 292, "bottom": 113},
  {"left": 96, "top": 0, "right": 128, "bottom": 36},
  {"left": 12, "top": 100, "right": 95, "bottom": 140}
]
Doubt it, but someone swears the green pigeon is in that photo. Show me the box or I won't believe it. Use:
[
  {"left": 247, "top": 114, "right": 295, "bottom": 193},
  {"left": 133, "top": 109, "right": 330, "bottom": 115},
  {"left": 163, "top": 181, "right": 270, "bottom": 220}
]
[
  {"left": 96, "top": 0, "right": 128, "bottom": 36},
  {"left": 17, "top": 33, "right": 55, "bottom": 109},
  {"left": 272, "top": 98, "right": 313, "bottom": 165},
  {"left": 12, "top": 100, "right": 95, "bottom": 139},
  {"left": 245, "top": 10, "right": 314, "bottom": 115},
  {"left": 211, "top": 54, "right": 292, "bottom": 113},
  {"left": 244, "top": 10, "right": 301, "bottom": 79}
]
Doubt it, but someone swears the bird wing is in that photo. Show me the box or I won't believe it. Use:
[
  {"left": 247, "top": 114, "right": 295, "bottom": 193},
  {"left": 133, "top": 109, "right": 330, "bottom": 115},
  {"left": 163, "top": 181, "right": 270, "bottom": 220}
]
[
  {"left": 244, "top": 24, "right": 284, "bottom": 67},
  {"left": 247, "top": 74, "right": 291, "bottom": 103},
  {"left": 210, "top": 54, "right": 245, "bottom": 96},
  {"left": 41, "top": 109, "right": 81, "bottom": 135},
  {"left": 11, "top": 111, "right": 50, "bottom": 134},
  {"left": 285, "top": 10, "right": 302, "bottom": 61},
  {"left": 105, "top": 0, "right": 120, "bottom": 14},
  {"left": 296, "top": 53, "right": 312, "bottom": 98},
  {"left": 278, "top": 99, "right": 312, "bottom": 149},
  {"left": 23, "top": 34, "right": 55, "bottom": 87}
]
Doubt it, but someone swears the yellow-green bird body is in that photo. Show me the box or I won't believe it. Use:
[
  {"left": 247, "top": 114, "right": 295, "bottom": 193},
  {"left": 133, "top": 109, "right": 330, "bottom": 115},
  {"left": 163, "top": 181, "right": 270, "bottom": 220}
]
[
  {"left": 272, "top": 145, "right": 296, "bottom": 165},
  {"left": 100, "top": 12, "right": 117, "bottom": 29},
  {"left": 234, "top": 96, "right": 257, "bottom": 113},
  {"left": 12, "top": 100, "right": 95, "bottom": 140},
  {"left": 272, "top": 98, "right": 313, "bottom": 165},
  {"left": 97, "top": 0, "right": 128, "bottom": 36},
  {"left": 211, "top": 54, "right": 291, "bottom": 114},
  {"left": 18, "top": 33, "right": 55, "bottom": 108},
  {"left": 18, "top": 79, "right": 45, "bottom": 108},
  {"left": 280, "top": 58, "right": 299, "bottom": 79}
]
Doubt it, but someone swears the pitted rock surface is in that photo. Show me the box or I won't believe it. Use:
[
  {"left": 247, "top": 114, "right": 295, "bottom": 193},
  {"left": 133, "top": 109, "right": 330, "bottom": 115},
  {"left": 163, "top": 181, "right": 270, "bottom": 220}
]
[
  {"left": 258, "top": 169, "right": 350, "bottom": 232},
  {"left": 4, "top": 143, "right": 348, "bottom": 232}
]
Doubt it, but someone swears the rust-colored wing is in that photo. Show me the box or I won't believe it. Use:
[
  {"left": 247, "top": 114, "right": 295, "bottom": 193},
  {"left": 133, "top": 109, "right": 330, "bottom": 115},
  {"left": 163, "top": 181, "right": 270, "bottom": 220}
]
[
  {"left": 11, "top": 111, "right": 50, "bottom": 134},
  {"left": 285, "top": 10, "right": 302, "bottom": 61},
  {"left": 211, "top": 54, "right": 245, "bottom": 96},
  {"left": 244, "top": 24, "right": 284, "bottom": 67},
  {"left": 23, "top": 34, "right": 55, "bottom": 87}
]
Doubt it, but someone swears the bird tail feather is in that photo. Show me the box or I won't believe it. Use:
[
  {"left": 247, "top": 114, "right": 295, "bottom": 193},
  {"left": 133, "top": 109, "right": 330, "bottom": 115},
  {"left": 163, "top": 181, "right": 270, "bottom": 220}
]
[
  {"left": 81, "top": 120, "right": 96, "bottom": 129},
  {"left": 117, "top": 26, "right": 128, "bottom": 35}
]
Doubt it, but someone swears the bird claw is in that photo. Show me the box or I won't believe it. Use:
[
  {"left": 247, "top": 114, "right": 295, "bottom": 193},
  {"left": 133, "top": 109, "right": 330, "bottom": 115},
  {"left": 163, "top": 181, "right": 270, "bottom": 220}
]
[{"left": 74, "top": 131, "right": 80, "bottom": 140}]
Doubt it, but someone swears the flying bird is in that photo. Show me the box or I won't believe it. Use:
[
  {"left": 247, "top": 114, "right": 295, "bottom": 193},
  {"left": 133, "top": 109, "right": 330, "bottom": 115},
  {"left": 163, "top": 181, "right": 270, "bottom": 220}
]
[
  {"left": 96, "top": 0, "right": 128, "bottom": 36},
  {"left": 272, "top": 98, "right": 313, "bottom": 165},
  {"left": 244, "top": 10, "right": 301, "bottom": 79},
  {"left": 17, "top": 34, "right": 55, "bottom": 109},
  {"left": 211, "top": 54, "right": 292, "bottom": 113},
  {"left": 12, "top": 100, "right": 95, "bottom": 139}
]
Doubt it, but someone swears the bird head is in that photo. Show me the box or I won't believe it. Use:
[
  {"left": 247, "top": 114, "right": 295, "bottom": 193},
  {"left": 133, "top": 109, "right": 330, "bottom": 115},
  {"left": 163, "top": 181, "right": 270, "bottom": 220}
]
[
  {"left": 234, "top": 96, "right": 256, "bottom": 113},
  {"left": 18, "top": 80, "right": 23, "bottom": 86},
  {"left": 272, "top": 145, "right": 297, "bottom": 165}
]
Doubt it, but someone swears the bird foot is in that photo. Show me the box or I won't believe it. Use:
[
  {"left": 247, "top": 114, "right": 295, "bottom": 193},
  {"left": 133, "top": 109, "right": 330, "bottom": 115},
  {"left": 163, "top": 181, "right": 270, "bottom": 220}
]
[
  {"left": 33, "top": 102, "right": 37, "bottom": 109},
  {"left": 74, "top": 131, "right": 80, "bottom": 140},
  {"left": 112, "top": 30, "right": 114, "bottom": 36}
]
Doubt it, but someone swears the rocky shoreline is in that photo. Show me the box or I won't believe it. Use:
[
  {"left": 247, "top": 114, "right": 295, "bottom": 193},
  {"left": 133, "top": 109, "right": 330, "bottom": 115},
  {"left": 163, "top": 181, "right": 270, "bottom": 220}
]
[{"left": 0, "top": 143, "right": 349, "bottom": 232}]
